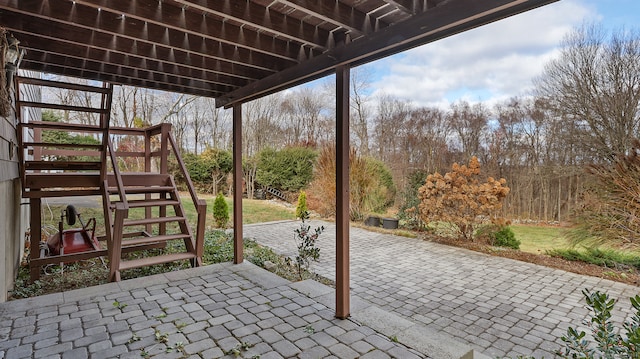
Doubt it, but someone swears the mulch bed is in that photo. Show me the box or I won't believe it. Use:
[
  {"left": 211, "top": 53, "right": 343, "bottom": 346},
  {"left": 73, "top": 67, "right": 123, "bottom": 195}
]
[{"left": 423, "top": 234, "right": 640, "bottom": 287}]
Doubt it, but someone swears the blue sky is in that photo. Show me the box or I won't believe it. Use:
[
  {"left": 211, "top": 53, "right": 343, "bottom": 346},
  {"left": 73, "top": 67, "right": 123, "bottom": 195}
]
[{"left": 355, "top": 0, "right": 640, "bottom": 109}]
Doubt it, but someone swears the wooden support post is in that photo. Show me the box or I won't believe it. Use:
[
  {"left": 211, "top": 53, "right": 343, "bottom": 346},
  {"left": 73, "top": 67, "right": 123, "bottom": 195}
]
[
  {"left": 335, "top": 65, "right": 351, "bottom": 319},
  {"left": 195, "top": 199, "right": 207, "bottom": 267},
  {"left": 29, "top": 196, "right": 41, "bottom": 282},
  {"left": 109, "top": 203, "right": 128, "bottom": 282},
  {"left": 232, "top": 104, "right": 243, "bottom": 264}
]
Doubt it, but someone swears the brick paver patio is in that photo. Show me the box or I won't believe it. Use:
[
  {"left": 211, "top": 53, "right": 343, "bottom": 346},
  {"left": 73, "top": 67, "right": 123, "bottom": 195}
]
[
  {"left": 0, "top": 262, "right": 426, "bottom": 359},
  {"left": 244, "top": 220, "right": 640, "bottom": 358}
]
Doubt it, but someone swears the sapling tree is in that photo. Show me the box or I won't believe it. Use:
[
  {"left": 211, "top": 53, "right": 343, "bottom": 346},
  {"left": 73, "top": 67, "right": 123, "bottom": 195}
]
[
  {"left": 289, "top": 210, "right": 323, "bottom": 280},
  {"left": 212, "top": 192, "right": 229, "bottom": 228},
  {"left": 296, "top": 191, "right": 307, "bottom": 220}
]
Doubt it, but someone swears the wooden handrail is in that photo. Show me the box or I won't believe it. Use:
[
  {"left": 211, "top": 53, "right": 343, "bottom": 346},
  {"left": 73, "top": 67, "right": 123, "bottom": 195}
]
[
  {"left": 18, "top": 101, "right": 108, "bottom": 114},
  {"left": 21, "top": 121, "right": 103, "bottom": 132},
  {"left": 109, "top": 124, "right": 165, "bottom": 136},
  {"left": 167, "top": 131, "right": 206, "bottom": 267},
  {"left": 107, "top": 137, "right": 128, "bottom": 208},
  {"left": 168, "top": 132, "right": 199, "bottom": 206}
]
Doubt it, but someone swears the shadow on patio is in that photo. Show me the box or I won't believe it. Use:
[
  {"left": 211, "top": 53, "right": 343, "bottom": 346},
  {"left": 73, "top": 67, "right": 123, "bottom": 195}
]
[{"left": 1, "top": 261, "right": 481, "bottom": 359}]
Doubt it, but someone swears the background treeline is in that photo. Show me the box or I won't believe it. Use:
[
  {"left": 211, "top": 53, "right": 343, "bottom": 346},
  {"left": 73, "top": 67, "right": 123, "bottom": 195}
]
[{"left": 40, "top": 24, "right": 640, "bottom": 225}]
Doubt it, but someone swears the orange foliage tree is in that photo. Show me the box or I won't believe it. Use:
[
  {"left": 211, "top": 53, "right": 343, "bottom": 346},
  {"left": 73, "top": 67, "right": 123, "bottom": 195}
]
[{"left": 418, "top": 157, "right": 510, "bottom": 241}]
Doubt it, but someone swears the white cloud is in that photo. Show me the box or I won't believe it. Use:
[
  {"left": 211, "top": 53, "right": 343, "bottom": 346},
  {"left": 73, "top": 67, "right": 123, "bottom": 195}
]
[{"left": 367, "top": 0, "right": 596, "bottom": 109}]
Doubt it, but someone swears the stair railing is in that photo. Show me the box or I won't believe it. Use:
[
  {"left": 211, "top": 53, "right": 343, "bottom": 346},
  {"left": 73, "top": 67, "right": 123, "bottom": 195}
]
[
  {"left": 107, "top": 123, "right": 206, "bottom": 267},
  {"left": 167, "top": 130, "right": 206, "bottom": 266},
  {"left": 106, "top": 132, "right": 129, "bottom": 282}
]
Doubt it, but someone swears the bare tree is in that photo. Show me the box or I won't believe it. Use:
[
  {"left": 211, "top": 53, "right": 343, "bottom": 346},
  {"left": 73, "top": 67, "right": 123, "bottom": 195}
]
[
  {"left": 350, "top": 68, "right": 373, "bottom": 156},
  {"left": 243, "top": 95, "right": 284, "bottom": 157},
  {"left": 535, "top": 23, "right": 640, "bottom": 162},
  {"left": 374, "top": 93, "right": 411, "bottom": 162},
  {"left": 448, "top": 100, "right": 489, "bottom": 161},
  {"left": 280, "top": 88, "right": 326, "bottom": 146},
  {"left": 207, "top": 103, "right": 230, "bottom": 150},
  {"left": 112, "top": 85, "right": 136, "bottom": 127}
]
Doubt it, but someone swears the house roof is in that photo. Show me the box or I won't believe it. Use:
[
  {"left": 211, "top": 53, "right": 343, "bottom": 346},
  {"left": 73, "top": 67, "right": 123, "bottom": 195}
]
[{"left": 1, "top": 0, "right": 557, "bottom": 107}]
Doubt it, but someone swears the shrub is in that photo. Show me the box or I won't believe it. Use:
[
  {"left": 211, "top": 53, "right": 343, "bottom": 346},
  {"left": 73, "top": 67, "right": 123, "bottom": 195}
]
[
  {"left": 491, "top": 226, "right": 520, "bottom": 249},
  {"left": 548, "top": 247, "right": 640, "bottom": 271},
  {"left": 307, "top": 145, "right": 396, "bottom": 221},
  {"left": 363, "top": 158, "right": 397, "bottom": 213},
  {"left": 296, "top": 191, "right": 307, "bottom": 219},
  {"left": 560, "top": 289, "right": 640, "bottom": 358},
  {"left": 180, "top": 148, "right": 232, "bottom": 194},
  {"left": 418, "top": 157, "right": 510, "bottom": 241},
  {"left": 212, "top": 192, "right": 229, "bottom": 228},
  {"left": 398, "top": 170, "right": 430, "bottom": 231},
  {"left": 256, "top": 147, "right": 317, "bottom": 192},
  {"left": 571, "top": 139, "right": 640, "bottom": 247},
  {"left": 287, "top": 211, "right": 324, "bottom": 280}
]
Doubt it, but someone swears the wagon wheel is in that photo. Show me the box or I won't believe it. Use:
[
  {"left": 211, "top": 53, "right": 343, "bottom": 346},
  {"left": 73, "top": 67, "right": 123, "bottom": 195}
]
[{"left": 65, "top": 205, "right": 77, "bottom": 226}]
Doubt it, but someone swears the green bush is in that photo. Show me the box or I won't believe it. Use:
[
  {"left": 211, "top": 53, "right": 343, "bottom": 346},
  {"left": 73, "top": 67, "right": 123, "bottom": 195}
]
[
  {"left": 308, "top": 146, "right": 396, "bottom": 220},
  {"left": 181, "top": 148, "right": 232, "bottom": 194},
  {"left": 363, "top": 158, "right": 397, "bottom": 213},
  {"left": 256, "top": 147, "right": 317, "bottom": 192},
  {"left": 296, "top": 191, "right": 307, "bottom": 219},
  {"left": 213, "top": 192, "right": 230, "bottom": 228},
  {"left": 561, "top": 289, "right": 640, "bottom": 358},
  {"left": 398, "top": 170, "right": 429, "bottom": 231},
  {"left": 548, "top": 247, "right": 640, "bottom": 270},
  {"left": 492, "top": 226, "right": 520, "bottom": 250}
]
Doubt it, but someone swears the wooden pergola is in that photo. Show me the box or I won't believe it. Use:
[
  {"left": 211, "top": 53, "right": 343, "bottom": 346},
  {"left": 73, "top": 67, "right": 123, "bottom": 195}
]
[{"left": 1, "top": 0, "right": 558, "bottom": 319}]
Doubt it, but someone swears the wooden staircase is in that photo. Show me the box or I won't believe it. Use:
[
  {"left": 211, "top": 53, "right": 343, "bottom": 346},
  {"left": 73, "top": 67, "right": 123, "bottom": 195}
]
[
  {"left": 16, "top": 76, "right": 206, "bottom": 282},
  {"left": 104, "top": 173, "right": 202, "bottom": 281}
]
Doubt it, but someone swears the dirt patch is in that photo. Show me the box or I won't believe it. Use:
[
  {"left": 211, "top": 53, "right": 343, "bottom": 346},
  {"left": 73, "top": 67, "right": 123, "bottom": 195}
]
[{"left": 424, "top": 234, "right": 640, "bottom": 286}]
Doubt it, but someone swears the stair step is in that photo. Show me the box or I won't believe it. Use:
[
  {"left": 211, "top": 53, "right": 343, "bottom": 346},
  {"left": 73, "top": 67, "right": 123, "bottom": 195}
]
[
  {"left": 21, "top": 121, "right": 104, "bottom": 132},
  {"left": 25, "top": 160, "right": 102, "bottom": 171},
  {"left": 23, "top": 189, "right": 102, "bottom": 198},
  {"left": 119, "top": 252, "right": 197, "bottom": 271},
  {"left": 23, "top": 142, "right": 104, "bottom": 150},
  {"left": 107, "top": 173, "right": 171, "bottom": 187},
  {"left": 107, "top": 186, "right": 175, "bottom": 194},
  {"left": 110, "top": 199, "right": 180, "bottom": 209},
  {"left": 25, "top": 173, "right": 101, "bottom": 189},
  {"left": 124, "top": 216, "right": 186, "bottom": 226},
  {"left": 121, "top": 233, "right": 191, "bottom": 247}
]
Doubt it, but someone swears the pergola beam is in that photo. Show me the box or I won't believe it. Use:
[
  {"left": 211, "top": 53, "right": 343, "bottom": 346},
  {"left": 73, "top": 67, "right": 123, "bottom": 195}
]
[
  {"left": 172, "top": 0, "right": 329, "bottom": 50},
  {"left": 0, "top": 9, "right": 279, "bottom": 79},
  {"left": 216, "top": 0, "right": 557, "bottom": 107},
  {"left": 274, "top": 0, "right": 388, "bottom": 38},
  {"left": 41, "top": 0, "right": 311, "bottom": 62}
]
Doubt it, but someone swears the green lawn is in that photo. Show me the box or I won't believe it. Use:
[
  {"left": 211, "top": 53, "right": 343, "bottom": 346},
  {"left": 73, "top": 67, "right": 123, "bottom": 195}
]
[
  {"left": 511, "top": 224, "right": 572, "bottom": 254},
  {"left": 181, "top": 195, "right": 296, "bottom": 226},
  {"left": 42, "top": 194, "right": 295, "bottom": 235}
]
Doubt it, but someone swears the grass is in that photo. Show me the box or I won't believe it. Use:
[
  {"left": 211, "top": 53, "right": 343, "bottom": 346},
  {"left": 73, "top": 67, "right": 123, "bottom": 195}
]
[
  {"left": 11, "top": 229, "right": 326, "bottom": 300},
  {"left": 510, "top": 224, "right": 571, "bottom": 254},
  {"left": 41, "top": 194, "right": 295, "bottom": 235},
  {"left": 180, "top": 195, "right": 295, "bottom": 229},
  {"left": 12, "top": 195, "right": 306, "bottom": 300}
]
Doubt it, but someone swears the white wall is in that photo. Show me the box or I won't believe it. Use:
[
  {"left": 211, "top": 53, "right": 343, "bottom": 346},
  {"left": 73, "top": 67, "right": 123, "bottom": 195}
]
[
  {"left": 0, "top": 179, "right": 28, "bottom": 302},
  {"left": 0, "top": 70, "right": 39, "bottom": 302}
]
